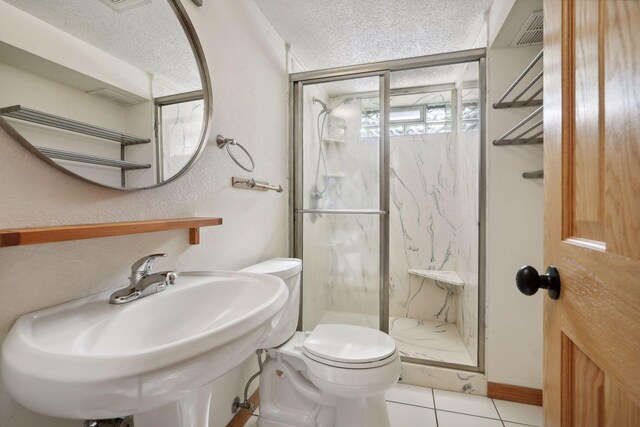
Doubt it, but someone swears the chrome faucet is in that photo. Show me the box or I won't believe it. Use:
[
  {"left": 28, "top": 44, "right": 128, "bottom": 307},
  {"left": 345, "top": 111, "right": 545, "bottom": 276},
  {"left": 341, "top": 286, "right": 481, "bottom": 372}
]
[{"left": 109, "top": 253, "right": 177, "bottom": 304}]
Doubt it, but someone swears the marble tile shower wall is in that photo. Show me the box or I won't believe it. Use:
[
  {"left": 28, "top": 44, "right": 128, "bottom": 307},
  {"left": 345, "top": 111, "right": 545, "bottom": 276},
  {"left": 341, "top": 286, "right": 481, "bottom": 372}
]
[
  {"left": 455, "top": 129, "right": 480, "bottom": 363},
  {"left": 454, "top": 75, "right": 481, "bottom": 364},
  {"left": 387, "top": 91, "right": 480, "bottom": 365},
  {"left": 310, "top": 116, "right": 466, "bottom": 327},
  {"left": 388, "top": 132, "right": 460, "bottom": 324}
]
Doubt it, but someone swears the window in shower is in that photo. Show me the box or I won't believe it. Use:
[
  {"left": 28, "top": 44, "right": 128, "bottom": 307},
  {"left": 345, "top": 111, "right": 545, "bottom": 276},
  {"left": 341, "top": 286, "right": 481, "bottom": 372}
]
[
  {"left": 425, "top": 102, "right": 453, "bottom": 133},
  {"left": 462, "top": 90, "right": 480, "bottom": 132},
  {"left": 390, "top": 106, "right": 425, "bottom": 122},
  {"left": 360, "top": 91, "right": 453, "bottom": 137}
]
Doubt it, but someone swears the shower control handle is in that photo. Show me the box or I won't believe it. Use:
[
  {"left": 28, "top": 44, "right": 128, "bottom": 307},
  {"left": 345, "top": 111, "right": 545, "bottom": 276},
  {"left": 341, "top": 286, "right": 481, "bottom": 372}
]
[{"left": 515, "top": 265, "right": 561, "bottom": 300}]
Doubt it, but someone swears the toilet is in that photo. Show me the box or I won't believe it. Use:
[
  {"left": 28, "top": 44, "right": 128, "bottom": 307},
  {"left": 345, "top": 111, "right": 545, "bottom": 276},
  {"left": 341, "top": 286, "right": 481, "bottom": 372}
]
[{"left": 241, "top": 258, "right": 400, "bottom": 427}]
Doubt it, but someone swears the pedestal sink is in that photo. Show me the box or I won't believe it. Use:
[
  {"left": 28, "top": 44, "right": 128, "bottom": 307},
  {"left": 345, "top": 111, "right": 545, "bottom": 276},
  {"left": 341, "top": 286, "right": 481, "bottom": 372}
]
[{"left": 1, "top": 271, "right": 288, "bottom": 426}]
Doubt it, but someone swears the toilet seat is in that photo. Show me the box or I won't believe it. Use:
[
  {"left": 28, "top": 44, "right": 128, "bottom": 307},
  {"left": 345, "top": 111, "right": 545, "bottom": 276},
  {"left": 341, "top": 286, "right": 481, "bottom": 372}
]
[
  {"left": 303, "top": 348, "right": 398, "bottom": 369},
  {"left": 302, "top": 324, "right": 397, "bottom": 369}
]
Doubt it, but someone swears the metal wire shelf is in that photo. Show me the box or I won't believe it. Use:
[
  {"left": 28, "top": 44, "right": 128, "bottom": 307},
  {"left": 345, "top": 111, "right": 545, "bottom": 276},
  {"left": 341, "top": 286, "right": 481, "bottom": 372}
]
[
  {"left": 0, "top": 105, "right": 150, "bottom": 146},
  {"left": 493, "top": 106, "right": 543, "bottom": 146},
  {"left": 493, "top": 50, "right": 543, "bottom": 109},
  {"left": 37, "top": 146, "right": 151, "bottom": 170}
]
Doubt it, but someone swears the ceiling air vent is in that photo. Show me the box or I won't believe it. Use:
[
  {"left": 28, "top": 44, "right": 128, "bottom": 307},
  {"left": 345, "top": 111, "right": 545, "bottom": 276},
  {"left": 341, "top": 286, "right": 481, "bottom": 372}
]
[
  {"left": 86, "top": 88, "right": 143, "bottom": 107},
  {"left": 511, "top": 11, "right": 544, "bottom": 47}
]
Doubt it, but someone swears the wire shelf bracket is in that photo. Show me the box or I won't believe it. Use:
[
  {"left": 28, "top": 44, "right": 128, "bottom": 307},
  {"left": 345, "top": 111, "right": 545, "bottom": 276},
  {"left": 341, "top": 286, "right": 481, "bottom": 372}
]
[
  {"left": 493, "top": 106, "right": 543, "bottom": 146},
  {"left": 523, "top": 170, "right": 544, "bottom": 179},
  {"left": 493, "top": 50, "right": 543, "bottom": 109}
]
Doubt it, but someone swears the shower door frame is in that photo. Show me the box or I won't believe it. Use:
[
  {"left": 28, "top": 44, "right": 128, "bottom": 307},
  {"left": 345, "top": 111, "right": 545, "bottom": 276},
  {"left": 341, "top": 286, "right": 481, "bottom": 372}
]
[{"left": 289, "top": 47, "right": 487, "bottom": 373}]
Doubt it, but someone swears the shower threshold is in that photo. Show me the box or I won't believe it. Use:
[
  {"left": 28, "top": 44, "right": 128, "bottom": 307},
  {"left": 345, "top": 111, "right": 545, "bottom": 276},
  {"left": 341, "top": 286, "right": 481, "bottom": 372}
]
[{"left": 318, "top": 310, "right": 474, "bottom": 367}]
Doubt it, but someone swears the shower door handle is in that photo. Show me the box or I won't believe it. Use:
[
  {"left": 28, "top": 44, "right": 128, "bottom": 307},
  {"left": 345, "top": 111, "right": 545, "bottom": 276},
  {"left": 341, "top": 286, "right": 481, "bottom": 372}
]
[{"left": 515, "top": 265, "right": 561, "bottom": 300}]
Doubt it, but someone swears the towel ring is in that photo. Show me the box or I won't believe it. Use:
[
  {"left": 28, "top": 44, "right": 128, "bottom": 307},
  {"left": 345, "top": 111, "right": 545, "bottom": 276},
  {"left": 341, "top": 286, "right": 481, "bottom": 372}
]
[{"left": 216, "top": 135, "right": 255, "bottom": 172}]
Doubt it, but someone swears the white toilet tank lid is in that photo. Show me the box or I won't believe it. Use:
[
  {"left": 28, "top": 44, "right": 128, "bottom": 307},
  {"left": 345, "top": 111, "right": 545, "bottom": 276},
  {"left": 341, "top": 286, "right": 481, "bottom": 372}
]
[
  {"left": 303, "top": 324, "right": 396, "bottom": 364},
  {"left": 240, "top": 258, "right": 302, "bottom": 280}
]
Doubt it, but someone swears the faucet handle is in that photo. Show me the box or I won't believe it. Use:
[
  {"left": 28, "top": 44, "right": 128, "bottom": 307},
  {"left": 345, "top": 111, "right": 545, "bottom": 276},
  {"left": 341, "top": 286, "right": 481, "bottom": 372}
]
[{"left": 131, "top": 253, "right": 167, "bottom": 276}]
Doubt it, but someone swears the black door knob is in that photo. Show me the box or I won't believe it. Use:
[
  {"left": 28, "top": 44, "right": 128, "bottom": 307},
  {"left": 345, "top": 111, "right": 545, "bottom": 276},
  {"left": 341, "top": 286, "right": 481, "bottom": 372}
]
[{"left": 515, "top": 265, "right": 561, "bottom": 300}]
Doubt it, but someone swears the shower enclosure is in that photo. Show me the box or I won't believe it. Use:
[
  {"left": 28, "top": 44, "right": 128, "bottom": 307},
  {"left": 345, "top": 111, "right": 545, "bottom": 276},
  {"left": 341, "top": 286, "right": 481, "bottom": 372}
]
[{"left": 291, "top": 49, "right": 486, "bottom": 371}]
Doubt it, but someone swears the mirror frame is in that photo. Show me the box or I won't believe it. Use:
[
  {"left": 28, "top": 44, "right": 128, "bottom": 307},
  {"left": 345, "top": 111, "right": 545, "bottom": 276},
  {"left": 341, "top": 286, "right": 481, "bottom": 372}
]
[{"left": 0, "top": 0, "right": 212, "bottom": 191}]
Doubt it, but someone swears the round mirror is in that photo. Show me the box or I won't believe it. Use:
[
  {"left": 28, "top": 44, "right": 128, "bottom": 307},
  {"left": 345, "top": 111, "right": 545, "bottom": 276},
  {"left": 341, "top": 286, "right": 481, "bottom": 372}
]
[{"left": 0, "top": 0, "right": 211, "bottom": 190}]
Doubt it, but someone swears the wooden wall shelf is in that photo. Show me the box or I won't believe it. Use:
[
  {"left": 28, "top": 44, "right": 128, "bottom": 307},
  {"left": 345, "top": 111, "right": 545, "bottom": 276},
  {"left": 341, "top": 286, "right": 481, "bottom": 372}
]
[{"left": 0, "top": 217, "right": 223, "bottom": 248}]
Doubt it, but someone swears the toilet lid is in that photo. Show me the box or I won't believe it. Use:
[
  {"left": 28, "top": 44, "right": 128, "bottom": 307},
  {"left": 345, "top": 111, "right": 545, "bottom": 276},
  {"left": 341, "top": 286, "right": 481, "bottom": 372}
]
[{"left": 303, "top": 324, "right": 396, "bottom": 364}]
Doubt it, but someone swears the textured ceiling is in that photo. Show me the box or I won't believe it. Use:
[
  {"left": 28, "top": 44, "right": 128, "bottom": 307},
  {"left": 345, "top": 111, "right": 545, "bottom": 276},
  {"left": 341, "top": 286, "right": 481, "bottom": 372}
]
[
  {"left": 2, "top": 0, "right": 201, "bottom": 92},
  {"left": 253, "top": 0, "right": 493, "bottom": 72}
]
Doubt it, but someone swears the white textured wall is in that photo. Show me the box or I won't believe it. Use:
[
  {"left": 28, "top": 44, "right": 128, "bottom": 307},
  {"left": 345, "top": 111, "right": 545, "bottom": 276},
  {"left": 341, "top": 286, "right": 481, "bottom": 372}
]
[
  {"left": 485, "top": 45, "right": 544, "bottom": 388},
  {"left": 0, "top": 0, "right": 289, "bottom": 425},
  {"left": 487, "top": 0, "right": 517, "bottom": 48}
]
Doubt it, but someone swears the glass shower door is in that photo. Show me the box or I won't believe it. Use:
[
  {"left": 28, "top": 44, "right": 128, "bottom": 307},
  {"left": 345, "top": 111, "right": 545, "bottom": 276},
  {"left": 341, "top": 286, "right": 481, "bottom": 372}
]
[
  {"left": 386, "top": 63, "right": 481, "bottom": 368},
  {"left": 292, "top": 50, "right": 486, "bottom": 372},
  {"left": 295, "top": 74, "right": 387, "bottom": 333}
]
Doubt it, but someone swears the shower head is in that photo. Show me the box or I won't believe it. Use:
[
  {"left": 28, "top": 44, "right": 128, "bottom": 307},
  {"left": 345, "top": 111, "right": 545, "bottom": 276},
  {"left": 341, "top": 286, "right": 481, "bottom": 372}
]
[
  {"left": 330, "top": 97, "right": 356, "bottom": 112},
  {"left": 340, "top": 97, "right": 356, "bottom": 106},
  {"left": 313, "top": 96, "right": 357, "bottom": 114},
  {"left": 312, "top": 97, "right": 329, "bottom": 112}
]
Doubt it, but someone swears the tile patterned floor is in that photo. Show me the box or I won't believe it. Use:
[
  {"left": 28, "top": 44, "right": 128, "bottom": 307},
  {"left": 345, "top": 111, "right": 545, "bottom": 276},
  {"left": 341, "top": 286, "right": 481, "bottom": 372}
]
[{"left": 243, "top": 383, "right": 543, "bottom": 427}]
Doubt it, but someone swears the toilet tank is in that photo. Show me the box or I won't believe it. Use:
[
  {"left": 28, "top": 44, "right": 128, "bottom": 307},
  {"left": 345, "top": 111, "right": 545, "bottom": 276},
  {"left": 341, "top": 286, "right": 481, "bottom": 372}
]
[{"left": 240, "top": 258, "right": 302, "bottom": 349}]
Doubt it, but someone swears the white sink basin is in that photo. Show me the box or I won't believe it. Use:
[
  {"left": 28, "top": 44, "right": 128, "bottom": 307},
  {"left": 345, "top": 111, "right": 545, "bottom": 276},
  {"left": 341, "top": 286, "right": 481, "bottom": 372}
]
[{"left": 1, "top": 271, "right": 288, "bottom": 424}]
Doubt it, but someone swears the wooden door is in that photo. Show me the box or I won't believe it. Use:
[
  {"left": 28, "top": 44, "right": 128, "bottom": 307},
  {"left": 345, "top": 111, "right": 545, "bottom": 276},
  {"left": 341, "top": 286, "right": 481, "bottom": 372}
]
[{"left": 543, "top": 0, "right": 640, "bottom": 426}]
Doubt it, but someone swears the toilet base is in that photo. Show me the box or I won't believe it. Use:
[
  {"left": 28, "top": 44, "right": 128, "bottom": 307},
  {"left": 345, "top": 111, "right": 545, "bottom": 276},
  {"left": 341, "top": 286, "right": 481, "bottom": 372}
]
[
  {"left": 334, "top": 395, "right": 391, "bottom": 427},
  {"left": 257, "top": 332, "right": 398, "bottom": 427},
  {"left": 258, "top": 395, "right": 391, "bottom": 427}
]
